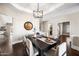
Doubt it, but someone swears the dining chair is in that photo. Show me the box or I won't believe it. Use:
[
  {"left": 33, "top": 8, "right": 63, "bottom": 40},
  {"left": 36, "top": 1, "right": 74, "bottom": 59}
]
[
  {"left": 44, "top": 42, "right": 66, "bottom": 56},
  {"left": 24, "top": 36, "right": 39, "bottom": 56},
  {"left": 58, "top": 42, "right": 66, "bottom": 56}
]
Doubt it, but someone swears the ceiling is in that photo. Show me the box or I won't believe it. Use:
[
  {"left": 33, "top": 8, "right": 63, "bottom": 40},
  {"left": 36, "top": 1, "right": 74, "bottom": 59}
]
[
  {"left": 10, "top": 3, "right": 79, "bottom": 19},
  {"left": 11, "top": 3, "right": 64, "bottom": 15}
]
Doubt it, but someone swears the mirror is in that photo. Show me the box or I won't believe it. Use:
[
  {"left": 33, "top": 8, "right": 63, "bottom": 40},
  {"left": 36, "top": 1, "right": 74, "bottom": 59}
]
[{"left": 24, "top": 21, "right": 33, "bottom": 30}]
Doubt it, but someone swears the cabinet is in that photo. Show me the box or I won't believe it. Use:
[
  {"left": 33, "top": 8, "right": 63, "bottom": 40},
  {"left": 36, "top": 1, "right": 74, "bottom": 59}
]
[
  {"left": 0, "top": 23, "right": 13, "bottom": 55},
  {"left": 0, "top": 14, "right": 13, "bottom": 55}
]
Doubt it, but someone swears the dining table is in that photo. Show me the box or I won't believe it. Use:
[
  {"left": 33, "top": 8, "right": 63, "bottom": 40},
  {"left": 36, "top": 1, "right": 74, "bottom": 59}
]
[{"left": 26, "top": 36, "right": 57, "bottom": 56}]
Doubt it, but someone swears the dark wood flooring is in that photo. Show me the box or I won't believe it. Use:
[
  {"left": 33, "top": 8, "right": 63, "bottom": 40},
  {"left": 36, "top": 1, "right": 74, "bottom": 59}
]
[
  {"left": 13, "top": 42, "right": 28, "bottom": 56},
  {"left": 67, "top": 42, "right": 79, "bottom": 56},
  {"left": 12, "top": 41, "right": 79, "bottom": 56}
]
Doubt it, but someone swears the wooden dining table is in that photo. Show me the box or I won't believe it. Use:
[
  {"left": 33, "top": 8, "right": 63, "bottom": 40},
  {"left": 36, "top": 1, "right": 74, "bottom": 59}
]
[{"left": 26, "top": 36, "right": 57, "bottom": 56}]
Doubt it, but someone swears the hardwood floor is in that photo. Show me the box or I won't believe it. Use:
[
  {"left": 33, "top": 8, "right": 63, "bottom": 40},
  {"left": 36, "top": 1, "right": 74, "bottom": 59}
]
[
  {"left": 68, "top": 48, "right": 79, "bottom": 56},
  {"left": 67, "top": 40, "right": 79, "bottom": 56},
  {"left": 13, "top": 42, "right": 28, "bottom": 56},
  {"left": 12, "top": 40, "right": 79, "bottom": 56}
]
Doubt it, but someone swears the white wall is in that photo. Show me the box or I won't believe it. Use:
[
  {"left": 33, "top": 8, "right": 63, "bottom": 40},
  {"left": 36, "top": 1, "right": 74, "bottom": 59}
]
[
  {"left": 68, "top": 12, "right": 79, "bottom": 37},
  {"left": 48, "top": 11, "right": 79, "bottom": 38},
  {"left": 59, "top": 12, "right": 79, "bottom": 37},
  {"left": 0, "top": 14, "right": 12, "bottom": 27},
  {"left": 0, "top": 4, "right": 40, "bottom": 43},
  {"left": 0, "top": 3, "right": 79, "bottom": 43}
]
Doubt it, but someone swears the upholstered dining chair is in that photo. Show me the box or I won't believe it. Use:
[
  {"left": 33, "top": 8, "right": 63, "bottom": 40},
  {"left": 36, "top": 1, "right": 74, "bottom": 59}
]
[
  {"left": 23, "top": 36, "right": 39, "bottom": 56},
  {"left": 44, "top": 42, "right": 66, "bottom": 56}
]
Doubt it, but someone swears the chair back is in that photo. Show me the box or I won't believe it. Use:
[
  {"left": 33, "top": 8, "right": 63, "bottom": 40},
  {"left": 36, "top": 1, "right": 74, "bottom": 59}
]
[
  {"left": 25, "top": 37, "right": 34, "bottom": 56},
  {"left": 58, "top": 42, "right": 66, "bottom": 56}
]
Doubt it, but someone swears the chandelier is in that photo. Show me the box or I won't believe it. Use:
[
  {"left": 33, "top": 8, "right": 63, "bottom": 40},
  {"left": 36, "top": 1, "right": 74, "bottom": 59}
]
[{"left": 33, "top": 3, "right": 43, "bottom": 18}]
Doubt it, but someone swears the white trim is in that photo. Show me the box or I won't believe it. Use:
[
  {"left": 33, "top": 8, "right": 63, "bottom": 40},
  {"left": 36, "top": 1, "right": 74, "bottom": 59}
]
[
  {"left": 11, "top": 3, "right": 32, "bottom": 14},
  {"left": 12, "top": 40, "right": 23, "bottom": 45},
  {"left": 10, "top": 3, "right": 64, "bottom": 15}
]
